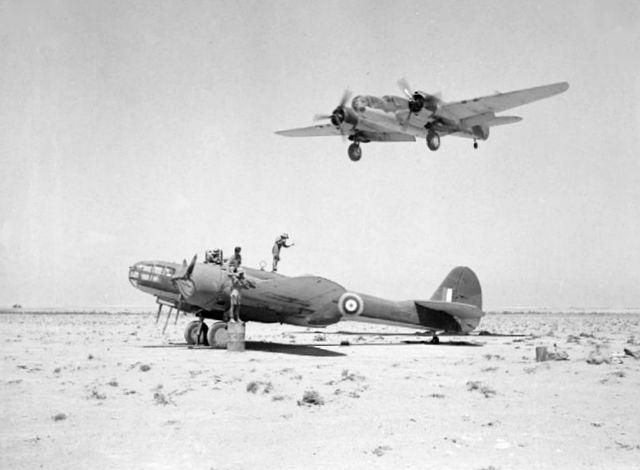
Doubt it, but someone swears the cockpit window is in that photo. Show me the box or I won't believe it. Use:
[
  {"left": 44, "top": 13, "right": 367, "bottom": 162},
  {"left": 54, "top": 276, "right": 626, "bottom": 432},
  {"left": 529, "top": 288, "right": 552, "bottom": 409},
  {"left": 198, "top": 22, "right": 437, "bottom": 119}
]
[{"left": 129, "top": 263, "right": 174, "bottom": 287}]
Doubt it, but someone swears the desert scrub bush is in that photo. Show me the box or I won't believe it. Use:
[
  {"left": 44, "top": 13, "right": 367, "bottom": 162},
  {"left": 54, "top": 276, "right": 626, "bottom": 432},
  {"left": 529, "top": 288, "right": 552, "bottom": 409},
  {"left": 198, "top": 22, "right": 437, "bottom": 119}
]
[
  {"left": 89, "top": 389, "right": 106, "bottom": 400},
  {"left": 246, "top": 381, "right": 273, "bottom": 394},
  {"left": 466, "top": 380, "right": 497, "bottom": 398},
  {"left": 298, "top": 389, "right": 324, "bottom": 406}
]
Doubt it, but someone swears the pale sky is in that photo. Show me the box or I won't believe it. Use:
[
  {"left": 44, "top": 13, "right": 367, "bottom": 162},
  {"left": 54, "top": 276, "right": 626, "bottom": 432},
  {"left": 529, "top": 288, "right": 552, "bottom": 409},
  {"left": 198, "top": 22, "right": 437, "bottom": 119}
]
[{"left": 1, "top": 0, "right": 639, "bottom": 309}]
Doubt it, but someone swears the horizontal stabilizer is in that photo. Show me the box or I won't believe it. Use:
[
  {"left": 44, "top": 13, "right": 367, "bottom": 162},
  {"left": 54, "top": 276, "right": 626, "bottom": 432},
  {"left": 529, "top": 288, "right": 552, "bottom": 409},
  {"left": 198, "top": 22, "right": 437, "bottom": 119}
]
[{"left": 414, "top": 300, "right": 482, "bottom": 332}]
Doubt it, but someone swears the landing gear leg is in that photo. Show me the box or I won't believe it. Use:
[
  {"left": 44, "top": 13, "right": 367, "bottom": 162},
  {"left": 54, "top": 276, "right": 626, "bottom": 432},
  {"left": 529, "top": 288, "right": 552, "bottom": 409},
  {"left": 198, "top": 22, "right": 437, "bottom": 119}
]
[
  {"left": 196, "top": 316, "right": 209, "bottom": 346},
  {"left": 430, "top": 333, "right": 440, "bottom": 345},
  {"left": 347, "top": 142, "right": 362, "bottom": 162}
]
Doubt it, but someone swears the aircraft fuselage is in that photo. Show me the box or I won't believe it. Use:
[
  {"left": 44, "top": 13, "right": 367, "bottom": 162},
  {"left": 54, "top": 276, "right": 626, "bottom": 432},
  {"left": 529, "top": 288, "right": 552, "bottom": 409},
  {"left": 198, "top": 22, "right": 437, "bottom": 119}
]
[{"left": 129, "top": 260, "right": 484, "bottom": 334}]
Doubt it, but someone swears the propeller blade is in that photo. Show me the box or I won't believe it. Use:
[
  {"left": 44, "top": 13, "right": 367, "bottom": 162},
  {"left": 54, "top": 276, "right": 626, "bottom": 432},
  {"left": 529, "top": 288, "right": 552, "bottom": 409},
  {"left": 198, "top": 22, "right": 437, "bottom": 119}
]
[
  {"left": 397, "top": 78, "right": 413, "bottom": 99},
  {"left": 313, "top": 89, "right": 352, "bottom": 127},
  {"left": 185, "top": 254, "right": 197, "bottom": 279},
  {"left": 338, "top": 89, "right": 352, "bottom": 108}
]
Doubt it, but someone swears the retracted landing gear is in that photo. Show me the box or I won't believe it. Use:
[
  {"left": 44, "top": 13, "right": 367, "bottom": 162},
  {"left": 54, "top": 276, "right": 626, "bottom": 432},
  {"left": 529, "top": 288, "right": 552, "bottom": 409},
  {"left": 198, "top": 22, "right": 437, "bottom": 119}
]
[
  {"left": 426, "top": 129, "right": 440, "bottom": 151},
  {"left": 347, "top": 142, "right": 362, "bottom": 162}
]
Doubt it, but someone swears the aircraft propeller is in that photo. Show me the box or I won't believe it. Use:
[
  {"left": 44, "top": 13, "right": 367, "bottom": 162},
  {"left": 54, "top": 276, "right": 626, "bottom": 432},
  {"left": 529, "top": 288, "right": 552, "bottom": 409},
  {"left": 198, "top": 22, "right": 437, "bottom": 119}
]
[
  {"left": 172, "top": 254, "right": 197, "bottom": 282},
  {"left": 397, "top": 78, "right": 442, "bottom": 126},
  {"left": 313, "top": 89, "right": 352, "bottom": 139},
  {"left": 163, "top": 254, "right": 198, "bottom": 333}
]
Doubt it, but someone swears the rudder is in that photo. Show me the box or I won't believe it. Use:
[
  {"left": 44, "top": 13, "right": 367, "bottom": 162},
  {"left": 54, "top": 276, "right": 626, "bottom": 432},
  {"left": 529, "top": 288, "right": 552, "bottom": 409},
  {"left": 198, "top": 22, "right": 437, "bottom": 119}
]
[{"left": 430, "top": 266, "right": 482, "bottom": 309}]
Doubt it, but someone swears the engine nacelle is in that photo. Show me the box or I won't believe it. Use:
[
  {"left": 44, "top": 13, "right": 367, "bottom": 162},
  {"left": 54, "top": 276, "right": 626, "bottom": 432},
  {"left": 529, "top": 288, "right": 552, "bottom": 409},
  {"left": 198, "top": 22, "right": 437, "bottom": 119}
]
[
  {"left": 422, "top": 94, "right": 441, "bottom": 113},
  {"left": 472, "top": 125, "right": 490, "bottom": 140},
  {"left": 408, "top": 92, "right": 441, "bottom": 114},
  {"left": 174, "top": 268, "right": 229, "bottom": 311}
]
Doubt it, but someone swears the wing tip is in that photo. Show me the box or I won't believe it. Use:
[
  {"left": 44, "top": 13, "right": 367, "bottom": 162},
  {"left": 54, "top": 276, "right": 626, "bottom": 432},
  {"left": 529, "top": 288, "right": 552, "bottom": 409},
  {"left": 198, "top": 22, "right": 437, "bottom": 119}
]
[{"left": 550, "top": 81, "right": 570, "bottom": 94}]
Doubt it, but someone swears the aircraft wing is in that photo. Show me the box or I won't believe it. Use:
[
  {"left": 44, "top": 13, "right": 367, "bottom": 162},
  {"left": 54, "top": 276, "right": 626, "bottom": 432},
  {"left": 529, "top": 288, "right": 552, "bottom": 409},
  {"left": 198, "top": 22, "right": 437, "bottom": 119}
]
[
  {"left": 441, "top": 82, "right": 569, "bottom": 121},
  {"left": 247, "top": 276, "right": 346, "bottom": 325},
  {"left": 275, "top": 124, "right": 342, "bottom": 137},
  {"left": 275, "top": 125, "right": 415, "bottom": 142}
]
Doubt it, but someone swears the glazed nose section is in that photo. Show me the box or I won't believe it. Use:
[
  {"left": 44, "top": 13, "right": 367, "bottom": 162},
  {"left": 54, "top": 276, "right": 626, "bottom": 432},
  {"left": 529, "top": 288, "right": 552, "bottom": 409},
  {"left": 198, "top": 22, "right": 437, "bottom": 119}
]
[{"left": 128, "top": 262, "right": 144, "bottom": 288}]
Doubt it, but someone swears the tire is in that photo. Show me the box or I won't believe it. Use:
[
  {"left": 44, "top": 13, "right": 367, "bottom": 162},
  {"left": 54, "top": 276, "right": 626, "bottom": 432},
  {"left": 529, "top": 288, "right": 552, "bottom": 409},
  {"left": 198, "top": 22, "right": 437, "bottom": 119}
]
[
  {"left": 184, "top": 320, "right": 209, "bottom": 345},
  {"left": 426, "top": 131, "right": 440, "bottom": 151},
  {"left": 184, "top": 320, "right": 200, "bottom": 345},
  {"left": 348, "top": 143, "right": 362, "bottom": 162},
  {"left": 207, "top": 322, "right": 229, "bottom": 349}
]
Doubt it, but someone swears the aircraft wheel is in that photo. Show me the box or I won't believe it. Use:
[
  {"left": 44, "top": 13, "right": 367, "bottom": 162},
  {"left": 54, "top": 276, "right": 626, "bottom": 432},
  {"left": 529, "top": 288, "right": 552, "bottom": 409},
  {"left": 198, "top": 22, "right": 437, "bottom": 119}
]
[
  {"left": 184, "top": 320, "right": 200, "bottom": 345},
  {"left": 430, "top": 334, "right": 440, "bottom": 345},
  {"left": 184, "top": 320, "right": 209, "bottom": 345},
  {"left": 426, "top": 130, "right": 440, "bottom": 151},
  {"left": 473, "top": 140, "right": 478, "bottom": 149},
  {"left": 207, "top": 321, "right": 229, "bottom": 349},
  {"left": 348, "top": 143, "right": 362, "bottom": 162}
]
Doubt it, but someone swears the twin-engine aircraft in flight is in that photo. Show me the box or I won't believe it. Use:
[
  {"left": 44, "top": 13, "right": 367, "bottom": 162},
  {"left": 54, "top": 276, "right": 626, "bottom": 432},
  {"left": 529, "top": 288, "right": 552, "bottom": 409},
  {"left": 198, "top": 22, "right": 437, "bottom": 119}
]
[
  {"left": 129, "top": 256, "right": 484, "bottom": 348},
  {"left": 276, "top": 80, "right": 569, "bottom": 161}
]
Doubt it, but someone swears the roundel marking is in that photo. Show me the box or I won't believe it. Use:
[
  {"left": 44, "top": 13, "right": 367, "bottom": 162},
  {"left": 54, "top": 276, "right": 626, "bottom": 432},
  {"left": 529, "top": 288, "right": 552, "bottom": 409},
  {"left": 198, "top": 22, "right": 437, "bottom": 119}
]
[{"left": 338, "top": 292, "right": 364, "bottom": 316}]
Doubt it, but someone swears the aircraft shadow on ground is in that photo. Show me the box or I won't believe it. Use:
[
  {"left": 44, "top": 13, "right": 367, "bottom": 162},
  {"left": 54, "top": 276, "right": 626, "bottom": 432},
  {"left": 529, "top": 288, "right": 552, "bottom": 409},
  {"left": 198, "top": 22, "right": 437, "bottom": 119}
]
[
  {"left": 244, "top": 341, "right": 346, "bottom": 357},
  {"left": 303, "top": 330, "right": 525, "bottom": 338},
  {"left": 143, "top": 341, "right": 346, "bottom": 357},
  {"left": 320, "top": 340, "right": 483, "bottom": 347},
  {"left": 142, "top": 338, "right": 481, "bottom": 355}
]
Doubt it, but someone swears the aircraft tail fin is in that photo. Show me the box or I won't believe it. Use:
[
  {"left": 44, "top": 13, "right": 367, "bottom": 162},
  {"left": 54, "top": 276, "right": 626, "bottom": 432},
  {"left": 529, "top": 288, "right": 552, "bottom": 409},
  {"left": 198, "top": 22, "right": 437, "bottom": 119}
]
[{"left": 430, "top": 266, "right": 482, "bottom": 310}]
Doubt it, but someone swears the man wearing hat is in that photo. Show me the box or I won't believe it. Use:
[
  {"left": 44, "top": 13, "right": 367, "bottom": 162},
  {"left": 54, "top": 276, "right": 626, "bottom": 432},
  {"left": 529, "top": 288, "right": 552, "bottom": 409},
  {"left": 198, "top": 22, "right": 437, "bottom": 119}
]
[{"left": 272, "top": 233, "right": 295, "bottom": 272}]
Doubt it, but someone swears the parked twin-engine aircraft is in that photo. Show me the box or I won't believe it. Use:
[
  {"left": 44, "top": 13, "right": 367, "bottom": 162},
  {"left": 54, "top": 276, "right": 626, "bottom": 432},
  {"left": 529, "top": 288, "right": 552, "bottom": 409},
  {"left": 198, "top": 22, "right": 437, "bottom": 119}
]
[
  {"left": 129, "top": 255, "right": 484, "bottom": 348},
  {"left": 276, "top": 80, "right": 569, "bottom": 161}
]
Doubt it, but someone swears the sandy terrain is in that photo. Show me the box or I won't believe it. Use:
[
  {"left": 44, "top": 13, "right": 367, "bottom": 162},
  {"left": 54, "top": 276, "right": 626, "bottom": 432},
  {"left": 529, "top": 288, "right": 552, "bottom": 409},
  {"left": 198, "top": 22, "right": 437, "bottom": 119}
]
[{"left": 1, "top": 310, "right": 640, "bottom": 469}]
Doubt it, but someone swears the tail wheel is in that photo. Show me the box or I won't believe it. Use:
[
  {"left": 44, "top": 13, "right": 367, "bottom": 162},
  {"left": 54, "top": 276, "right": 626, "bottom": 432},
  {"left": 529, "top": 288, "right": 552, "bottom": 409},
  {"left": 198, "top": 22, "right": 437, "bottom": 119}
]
[
  {"left": 348, "top": 143, "right": 362, "bottom": 162},
  {"left": 426, "top": 130, "right": 440, "bottom": 151}
]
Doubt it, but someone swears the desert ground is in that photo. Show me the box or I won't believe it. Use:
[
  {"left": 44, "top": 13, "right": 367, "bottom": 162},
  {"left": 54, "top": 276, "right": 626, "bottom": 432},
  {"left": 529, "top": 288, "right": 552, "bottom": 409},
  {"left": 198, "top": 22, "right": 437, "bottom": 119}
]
[{"left": 1, "top": 309, "right": 640, "bottom": 469}]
